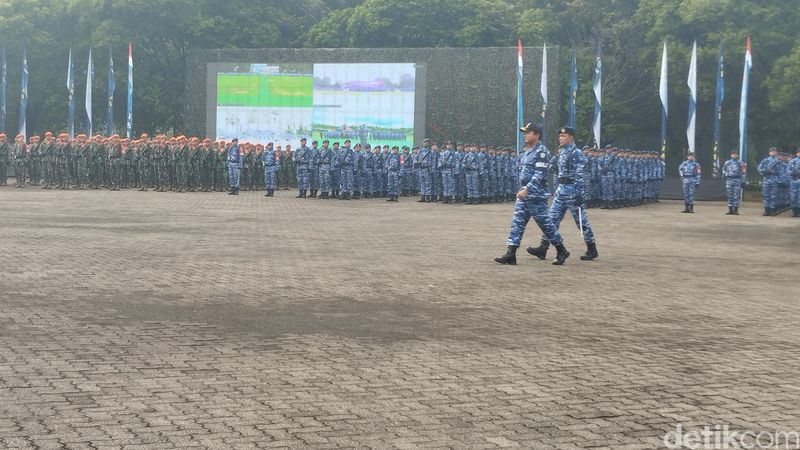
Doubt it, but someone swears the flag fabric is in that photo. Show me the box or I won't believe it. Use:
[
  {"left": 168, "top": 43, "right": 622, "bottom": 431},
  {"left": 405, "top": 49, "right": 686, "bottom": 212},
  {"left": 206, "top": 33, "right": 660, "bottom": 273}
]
[
  {"left": 592, "top": 48, "right": 602, "bottom": 149},
  {"left": 516, "top": 39, "right": 523, "bottom": 153},
  {"left": 712, "top": 40, "right": 724, "bottom": 178},
  {"left": 19, "top": 48, "right": 28, "bottom": 140},
  {"left": 86, "top": 48, "right": 93, "bottom": 136},
  {"left": 67, "top": 48, "right": 75, "bottom": 139},
  {"left": 659, "top": 40, "right": 668, "bottom": 160},
  {"left": 686, "top": 40, "right": 697, "bottom": 155},
  {"left": 540, "top": 42, "right": 547, "bottom": 143},
  {"left": 126, "top": 43, "right": 133, "bottom": 139},
  {"left": 568, "top": 43, "right": 577, "bottom": 128},
  {"left": 1, "top": 47, "right": 6, "bottom": 134},
  {"left": 739, "top": 37, "right": 752, "bottom": 166},
  {"left": 106, "top": 46, "right": 115, "bottom": 136}
]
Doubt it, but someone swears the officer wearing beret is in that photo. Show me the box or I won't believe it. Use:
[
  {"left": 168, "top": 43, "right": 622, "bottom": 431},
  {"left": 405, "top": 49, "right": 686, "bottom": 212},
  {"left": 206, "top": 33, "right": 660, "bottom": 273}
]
[
  {"left": 789, "top": 148, "right": 800, "bottom": 217},
  {"left": 678, "top": 152, "right": 701, "bottom": 213},
  {"left": 722, "top": 150, "right": 746, "bottom": 215}
]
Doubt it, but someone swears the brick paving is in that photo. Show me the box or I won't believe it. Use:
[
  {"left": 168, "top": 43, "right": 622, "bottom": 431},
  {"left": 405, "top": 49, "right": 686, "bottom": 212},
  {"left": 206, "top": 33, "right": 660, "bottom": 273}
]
[{"left": 1, "top": 188, "right": 798, "bottom": 449}]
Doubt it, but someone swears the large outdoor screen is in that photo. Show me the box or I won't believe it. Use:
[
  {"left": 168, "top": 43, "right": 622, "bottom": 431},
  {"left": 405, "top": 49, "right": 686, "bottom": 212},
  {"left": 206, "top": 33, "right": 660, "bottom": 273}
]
[{"left": 212, "top": 63, "right": 419, "bottom": 148}]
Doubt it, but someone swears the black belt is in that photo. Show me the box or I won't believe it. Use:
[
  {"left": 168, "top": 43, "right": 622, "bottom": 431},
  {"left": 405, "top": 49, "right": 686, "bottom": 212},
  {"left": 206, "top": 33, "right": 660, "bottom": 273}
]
[
  {"left": 727, "top": 176, "right": 741, "bottom": 179},
  {"left": 558, "top": 177, "right": 574, "bottom": 184}
]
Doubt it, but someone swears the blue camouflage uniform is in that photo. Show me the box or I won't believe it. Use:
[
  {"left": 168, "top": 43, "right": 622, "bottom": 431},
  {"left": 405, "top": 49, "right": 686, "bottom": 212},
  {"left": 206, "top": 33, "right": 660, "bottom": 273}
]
[
  {"left": 722, "top": 157, "right": 746, "bottom": 208},
  {"left": 788, "top": 153, "right": 800, "bottom": 215},
  {"left": 309, "top": 145, "right": 320, "bottom": 192},
  {"left": 293, "top": 143, "right": 312, "bottom": 195},
  {"left": 539, "top": 142, "right": 595, "bottom": 245},
  {"left": 385, "top": 151, "right": 401, "bottom": 198},
  {"left": 416, "top": 145, "right": 434, "bottom": 198},
  {"left": 227, "top": 143, "right": 241, "bottom": 190},
  {"left": 506, "top": 142, "right": 563, "bottom": 248},
  {"left": 599, "top": 150, "right": 616, "bottom": 206},
  {"left": 438, "top": 147, "right": 455, "bottom": 200},
  {"left": 262, "top": 145, "right": 279, "bottom": 192},
  {"left": 678, "top": 158, "right": 701, "bottom": 205},
  {"left": 463, "top": 150, "right": 480, "bottom": 203},
  {"left": 757, "top": 153, "right": 783, "bottom": 213},
  {"left": 339, "top": 145, "right": 355, "bottom": 196}
]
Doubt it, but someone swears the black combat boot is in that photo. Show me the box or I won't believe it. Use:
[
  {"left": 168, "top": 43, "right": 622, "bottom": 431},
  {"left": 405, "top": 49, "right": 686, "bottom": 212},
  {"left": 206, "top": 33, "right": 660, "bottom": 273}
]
[
  {"left": 726, "top": 206, "right": 733, "bottom": 215},
  {"left": 733, "top": 207, "right": 739, "bottom": 215},
  {"left": 763, "top": 208, "right": 770, "bottom": 216},
  {"left": 580, "top": 242, "right": 599, "bottom": 261},
  {"left": 494, "top": 246, "right": 518, "bottom": 265},
  {"left": 269, "top": 189, "right": 274, "bottom": 197},
  {"left": 602, "top": 201, "right": 611, "bottom": 209},
  {"left": 689, "top": 204, "right": 694, "bottom": 213},
  {"left": 793, "top": 208, "right": 799, "bottom": 217},
  {"left": 526, "top": 242, "right": 549, "bottom": 260},
  {"left": 552, "top": 244, "right": 570, "bottom": 265},
  {"left": 682, "top": 203, "right": 691, "bottom": 213}
]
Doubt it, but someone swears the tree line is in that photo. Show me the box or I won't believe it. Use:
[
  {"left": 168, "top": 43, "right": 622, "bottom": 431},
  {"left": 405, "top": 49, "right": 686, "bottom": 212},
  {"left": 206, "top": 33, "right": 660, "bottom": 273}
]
[{"left": 1, "top": 0, "right": 798, "bottom": 164}]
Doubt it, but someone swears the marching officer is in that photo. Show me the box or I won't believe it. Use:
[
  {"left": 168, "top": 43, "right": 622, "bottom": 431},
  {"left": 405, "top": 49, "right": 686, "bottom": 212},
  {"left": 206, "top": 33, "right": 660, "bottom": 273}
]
[{"left": 678, "top": 152, "right": 701, "bottom": 213}]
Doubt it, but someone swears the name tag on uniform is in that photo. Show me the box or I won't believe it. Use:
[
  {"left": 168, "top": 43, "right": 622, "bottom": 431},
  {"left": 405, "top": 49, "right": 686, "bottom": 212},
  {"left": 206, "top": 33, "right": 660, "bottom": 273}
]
[{"left": 535, "top": 162, "right": 548, "bottom": 168}]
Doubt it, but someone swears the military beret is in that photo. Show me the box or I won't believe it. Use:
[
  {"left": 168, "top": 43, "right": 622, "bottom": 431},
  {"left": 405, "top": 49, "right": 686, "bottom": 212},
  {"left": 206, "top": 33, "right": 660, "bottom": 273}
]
[
  {"left": 300, "top": 137, "right": 307, "bottom": 141},
  {"left": 423, "top": 138, "right": 431, "bottom": 143},
  {"left": 558, "top": 126, "right": 576, "bottom": 135},
  {"left": 795, "top": 148, "right": 800, "bottom": 153}
]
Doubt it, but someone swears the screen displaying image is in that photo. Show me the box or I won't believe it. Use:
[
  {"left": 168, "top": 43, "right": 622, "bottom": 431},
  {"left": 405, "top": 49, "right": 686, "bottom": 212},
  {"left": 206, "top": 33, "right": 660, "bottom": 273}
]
[{"left": 214, "top": 63, "right": 416, "bottom": 148}]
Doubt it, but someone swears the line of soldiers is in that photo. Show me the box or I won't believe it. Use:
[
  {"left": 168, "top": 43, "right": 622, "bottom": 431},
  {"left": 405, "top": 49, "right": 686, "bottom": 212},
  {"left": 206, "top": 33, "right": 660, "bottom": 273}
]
[{"left": 0, "top": 132, "right": 664, "bottom": 209}]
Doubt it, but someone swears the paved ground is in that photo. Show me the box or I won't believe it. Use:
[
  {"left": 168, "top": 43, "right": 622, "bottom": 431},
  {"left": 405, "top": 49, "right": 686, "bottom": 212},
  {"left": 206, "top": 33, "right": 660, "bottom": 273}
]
[{"left": 1, "top": 187, "right": 798, "bottom": 449}]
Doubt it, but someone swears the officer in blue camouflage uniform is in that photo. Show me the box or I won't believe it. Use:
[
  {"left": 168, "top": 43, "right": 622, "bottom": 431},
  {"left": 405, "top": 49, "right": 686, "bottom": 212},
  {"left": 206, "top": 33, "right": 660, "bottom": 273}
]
[
  {"left": 262, "top": 142, "right": 279, "bottom": 197},
  {"left": 495, "top": 123, "right": 570, "bottom": 266},
  {"left": 339, "top": 140, "right": 355, "bottom": 200},
  {"left": 416, "top": 139, "right": 434, "bottom": 202},
  {"left": 361, "top": 144, "right": 373, "bottom": 197},
  {"left": 227, "top": 138, "right": 241, "bottom": 195},
  {"left": 789, "top": 148, "right": 800, "bottom": 217},
  {"left": 317, "top": 140, "right": 332, "bottom": 199},
  {"left": 722, "top": 150, "right": 746, "bottom": 215},
  {"left": 293, "top": 137, "right": 312, "bottom": 198},
  {"left": 463, "top": 144, "right": 480, "bottom": 204},
  {"left": 777, "top": 152, "right": 791, "bottom": 213},
  {"left": 308, "top": 140, "right": 320, "bottom": 198},
  {"left": 678, "top": 152, "right": 701, "bottom": 213},
  {"left": 757, "top": 147, "right": 782, "bottom": 216},
  {"left": 528, "top": 126, "right": 598, "bottom": 262},
  {"left": 599, "top": 146, "right": 616, "bottom": 208},
  {"left": 453, "top": 143, "right": 465, "bottom": 202},
  {"left": 352, "top": 143, "right": 364, "bottom": 199},
  {"left": 438, "top": 141, "right": 455, "bottom": 203},
  {"left": 400, "top": 146, "right": 413, "bottom": 196},
  {"left": 385, "top": 145, "right": 401, "bottom": 202}
]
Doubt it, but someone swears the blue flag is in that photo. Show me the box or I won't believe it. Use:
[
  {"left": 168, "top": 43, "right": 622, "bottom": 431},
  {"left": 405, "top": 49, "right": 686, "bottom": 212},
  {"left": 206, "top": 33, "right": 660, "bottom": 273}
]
[
  {"left": 540, "top": 42, "right": 547, "bottom": 143},
  {"left": 516, "top": 40, "right": 523, "bottom": 153},
  {"left": 19, "top": 47, "right": 28, "bottom": 140},
  {"left": 712, "top": 40, "right": 724, "bottom": 178},
  {"left": 739, "top": 37, "right": 751, "bottom": 166},
  {"left": 67, "top": 48, "right": 75, "bottom": 140},
  {"left": 107, "top": 45, "right": 115, "bottom": 136},
  {"left": 0, "top": 47, "right": 6, "bottom": 134},
  {"left": 592, "top": 46, "right": 602, "bottom": 149},
  {"left": 126, "top": 43, "right": 133, "bottom": 139},
  {"left": 568, "top": 43, "right": 577, "bottom": 128}
]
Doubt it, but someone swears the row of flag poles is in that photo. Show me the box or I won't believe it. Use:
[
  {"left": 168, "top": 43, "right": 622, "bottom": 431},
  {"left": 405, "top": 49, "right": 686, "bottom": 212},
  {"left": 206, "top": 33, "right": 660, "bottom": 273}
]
[
  {"left": 0, "top": 44, "right": 133, "bottom": 140},
  {"left": 516, "top": 38, "right": 754, "bottom": 172}
]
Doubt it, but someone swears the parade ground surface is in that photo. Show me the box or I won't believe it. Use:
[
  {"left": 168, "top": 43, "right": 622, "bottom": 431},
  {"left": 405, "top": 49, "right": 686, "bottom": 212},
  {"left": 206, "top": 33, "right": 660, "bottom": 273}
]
[{"left": 1, "top": 189, "right": 798, "bottom": 450}]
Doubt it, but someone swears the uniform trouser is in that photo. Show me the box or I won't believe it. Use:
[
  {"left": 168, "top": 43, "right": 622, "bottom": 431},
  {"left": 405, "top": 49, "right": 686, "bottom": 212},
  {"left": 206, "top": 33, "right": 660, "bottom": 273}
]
[
  {"left": 601, "top": 176, "right": 615, "bottom": 201},
  {"left": 319, "top": 168, "right": 331, "bottom": 192},
  {"left": 229, "top": 166, "right": 240, "bottom": 189},
  {"left": 296, "top": 166, "right": 309, "bottom": 191},
  {"left": 139, "top": 161, "right": 149, "bottom": 187},
  {"left": 418, "top": 168, "right": 432, "bottom": 195},
  {"left": 216, "top": 167, "right": 226, "bottom": 190},
  {"left": 0, "top": 161, "right": 7, "bottom": 184},
  {"left": 506, "top": 198, "right": 564, "bottom": 247},
  {"left": 541, "top": 190, "right": 595, "bottom": 245},
  {"left": 29, "top": 160, "right": 40, "bottom": 184},
  {"left": 331, "top": 168, "right": 341, "bottom": 192},
  {"left": 76, "top": 160, "right": 87, "bottom": 186},
  {"left": 479, "top": 174, "right": 488, "bottom": 196},
  {"left": 401, "top": 171, "right": 413, "bottom": 191},
  {"left": 340, "top": 166, "right": 354, "bottom": 193},
  {"left": 726, "top": 179, "right": 743, "bottom": 207},
  {"left": 110, "top": 161, "right": 121, "bottom": 189},
  {"left": 441, "top": 169, "right": 454, "bottom": 197},
  {"left": 790, "top": 180, "right": 800, "bottom": 208},
  {"left": 761, "top": 181, "right": 778, "bottom": 209},
  {"left": 14, "top": 161, "right": 27, "bottom": 186},
  {"left": 309, "top": 166, "right": 319, "bottom": 190},
  {"left": 263, "top": 168, "right": 277, "bottom": 190},
  {"left": 372, "top": 172, "right": 381, "bottom": 194},
  {"left": 387, "top": 171, "right": 400, "bottom": 196},
  {"left": 682, "top": 178, "right": 698, "bottom": 205},
  {"left": 465, "top": 171, "right": 479, "bottom": 198}
]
